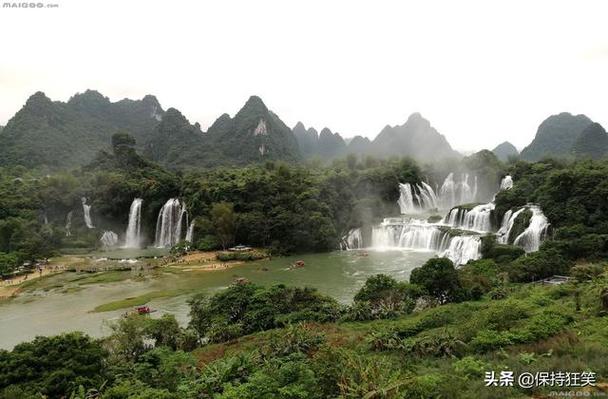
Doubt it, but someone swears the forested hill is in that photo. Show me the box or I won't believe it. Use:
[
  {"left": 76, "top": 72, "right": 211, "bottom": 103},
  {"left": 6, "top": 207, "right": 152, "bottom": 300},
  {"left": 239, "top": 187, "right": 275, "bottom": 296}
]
[
  {"left": 520, "top": 112, "right": 593, "bottom": 161},
  {"left": 145, "top": 95, "right": 302, "bottom": 169},
  {"left": 0, "top": 90, "right": 163, "bottom": 169},
  {"left": 572, "top": 122, "right": 608, "bottom": 160},
  {"left": 0, "top": 92, "right": 301, "bottom": 170},
  {"left": 292, "top": 122, "right": 347, "bottom": 159},
  {"left": 492, "top": 141, "right": 519, "bottom": 161},
  {"left": 294, "top": 113, "right": 460, "bottom": 161}
]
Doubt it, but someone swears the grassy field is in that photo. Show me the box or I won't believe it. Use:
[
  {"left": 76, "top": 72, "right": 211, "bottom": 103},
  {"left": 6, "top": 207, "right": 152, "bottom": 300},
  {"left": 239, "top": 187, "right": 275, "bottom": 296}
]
[{"left": 191, "top": 276, "right": 608, "bottom": 398}]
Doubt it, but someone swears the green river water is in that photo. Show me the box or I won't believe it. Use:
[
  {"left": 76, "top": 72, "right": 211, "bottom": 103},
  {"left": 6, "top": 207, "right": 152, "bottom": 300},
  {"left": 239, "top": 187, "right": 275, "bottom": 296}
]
[{"left": 0, "top": 249, "right": 434, "bottom": 349}]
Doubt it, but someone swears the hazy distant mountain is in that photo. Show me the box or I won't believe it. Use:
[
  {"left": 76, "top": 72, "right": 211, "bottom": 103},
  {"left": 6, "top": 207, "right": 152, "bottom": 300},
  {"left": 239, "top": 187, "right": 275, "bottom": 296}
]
[
  {"left": 292, "top": 123, "right": 346, "bottom": 159},
  {"left": 492, "top": 141, "right": 519, "bottom": 161},
  {"left": 292, "top": 122, "right": 319, "bottom": 158},
  {"left": 520, "top": 112, "right": 593, "bottom": 161},
  {"left": 346, "top": 136, "right": 372, "bottom": 155},
  {"left": 572, "top": 122, "right": 608, "bottom": 160},
  {"left": 0, "top": 90, "right": 163, "bottom": 169},
  {"left": 370, "top": 113, "right": 459, "bottom": 160},
  {"left": 294, "top": 113, "right": 457, "bottom": 161}
]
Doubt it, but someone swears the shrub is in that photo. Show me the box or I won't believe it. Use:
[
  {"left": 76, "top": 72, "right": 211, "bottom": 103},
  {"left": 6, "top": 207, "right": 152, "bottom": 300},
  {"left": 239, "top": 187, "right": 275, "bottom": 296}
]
[
  {"left": 410, "top": 258, "right": 462, "bottom": 303},
  {"left": 570, "top": 264, "right": 605, "bottom": 282},
  {"left": 507, "top": 248, "right": 574, "bottom": 282},
  {"left": 262, "top": 323, "right": 326, "bottom": 358},
  {"left": 196, "top": 235, "right": 219, "bottom": 251},
  {"left": 216, "top": 250, "right": 267, "bottom": 262},
  {"left": 0, "top": 333, "right": 108, "bottom": 398},
  {"left": 453, "top": 356, "right": 488, "bottom": 377},
  {"left": 188, "top": 283, "right": 342, "bottom": 342},
  {"left": 345, "top": 275, "right": 421, "bottom": 321}
]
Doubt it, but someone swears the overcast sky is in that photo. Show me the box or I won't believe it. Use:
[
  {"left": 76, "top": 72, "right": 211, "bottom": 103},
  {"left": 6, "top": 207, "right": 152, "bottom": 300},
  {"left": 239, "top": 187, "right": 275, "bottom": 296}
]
[{"left": 1, "top": 0, "right": 607, "bottom": 152}]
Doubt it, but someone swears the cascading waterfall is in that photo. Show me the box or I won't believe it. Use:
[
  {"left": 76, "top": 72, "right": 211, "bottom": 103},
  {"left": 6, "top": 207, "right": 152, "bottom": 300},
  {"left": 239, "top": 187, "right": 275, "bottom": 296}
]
[
  {"left": 513, "top": 205, "right": 550, "bottom": 252},
  {"left": 418, "top": 182, "right": 439, "bottom": 209},
  {"left": 81, "top": 197, "right": 94, "bottom": 228},
  {"left": 100, "top": 231, "right": 119, "bottom": 248},
  {"left": 438, "top": 173, "right": 477, "bottom": 210},
  {"left": 496, "top": 208, "right": 524, "bottom": 244},
  {"left": 65, "top": 211, "right": 73, "bottom": 237},
  {"left": 155, "top": 198, "right": 187, "bottom": 248},
  {"left": 398, "top": 181, "right": 439, "bottom": 214},
  {"left": 441, "top": 236, "right": 482, "bottom": 265},
  {"left": 186, "top": 221, "right": 195, "bottom": 243},
  {"left": 363, "top": 174, "right": 549, "bottom": 266},
  {"left": 371, "top": 218, "right": 450, "bottom": 252},
  {"left": 341, "top": 228, "right": 363, "bottom": 250},
  {"left": 397, "top": 183, "right": 415, "bottom": 214},
  {"left": 500, "top": 175, "right": 513, "bottom": 190},
  {"left": 439, "top": 173, "right": 456, "bottom": 210},
  {"left": 124, "top": 198, "right": 143, "bottom": 248},
  {"left": 443, "top": 202, "right": 494, "bottom": 232}
]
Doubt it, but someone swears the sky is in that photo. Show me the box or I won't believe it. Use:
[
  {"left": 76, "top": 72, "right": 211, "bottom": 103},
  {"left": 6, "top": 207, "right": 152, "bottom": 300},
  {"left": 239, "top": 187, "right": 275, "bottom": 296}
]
[{"left": 0, "top": 0, "right": 607, "bottom": 152}]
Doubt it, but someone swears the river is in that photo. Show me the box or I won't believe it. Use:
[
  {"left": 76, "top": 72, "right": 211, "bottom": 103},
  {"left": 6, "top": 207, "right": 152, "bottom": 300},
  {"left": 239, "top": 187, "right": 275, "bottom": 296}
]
[{"left": 0, "top": 249, "right": 433, "bottom": 349}]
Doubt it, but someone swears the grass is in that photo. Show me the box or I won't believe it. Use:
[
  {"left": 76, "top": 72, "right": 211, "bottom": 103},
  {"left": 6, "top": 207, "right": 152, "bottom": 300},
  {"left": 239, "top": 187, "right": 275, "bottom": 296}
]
[
  {"left": 190, "top": 275, "right": 608, "bottom": 398},
  {"left": 92, "top": 288, "right": 196, "bottom": 312}
]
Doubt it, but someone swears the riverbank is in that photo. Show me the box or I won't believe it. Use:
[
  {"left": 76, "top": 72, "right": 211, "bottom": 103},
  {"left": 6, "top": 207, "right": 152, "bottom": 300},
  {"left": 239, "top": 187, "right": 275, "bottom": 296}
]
[
  {"left": 0, "top": 250, "right": 433, "bottom": 349},
  {"left": 0, "top": 256, "right": 84, "bottom": 300}
]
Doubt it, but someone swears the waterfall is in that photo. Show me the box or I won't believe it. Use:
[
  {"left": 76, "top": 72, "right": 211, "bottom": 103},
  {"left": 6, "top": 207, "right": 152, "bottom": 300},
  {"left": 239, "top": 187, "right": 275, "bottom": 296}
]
[
  {"left": 155, "top": 198, "right": 187, "bottom": 247},
  {"left": 124, "top": 198, "right": 143, "bottom": 248},
  {"left": 186, "top": 221, "right": 195, "bottom": 243},
  {"left": 100, "top": 231, "right": 119, "bottom": 248},
  {"left": 457, "top": 173, "right": 476, "bottom": 204},
  {"left": 398, "top": 183, "right": 415, "bottom": 214},
  {"left": 419, "top": 182, "right": 438, "bottom": 209},
  {"left": 496, "top": 208, "right": 524, "bottom": 244},
  {"left": 371, "top": 218, "right": 450, "bottom": 252},
  {"left": 370, "top": 217, "right": 481, "bottom": 265},
  {"left": 441, "top": 236, "right": 481, "bottom": 265},
  {"left": 443, "top": 202, "right": 494, "bottom": 232},
  {"left": 513, "top": 205, "right": 550, "bottom": 252},
  {"left": 437, "top": 173, "right": 477, "bottom": 210},
  {"left": 341, "top": 228, "right": 363, "bottom": 250},
  {"left": 65, "top": 211, "right": 73, "bottom": 237},
  {"left": 81, "top": 197, "right": 94, "bottom": 229},
  {"left": 500, "top": 175, "right": 513, "bottom": 190},
  {"left": 439, "top": 173, "right": 456, "bottom": 210},
  {"left": 398, "top": 182, "right": 438, "bottom": 214}
]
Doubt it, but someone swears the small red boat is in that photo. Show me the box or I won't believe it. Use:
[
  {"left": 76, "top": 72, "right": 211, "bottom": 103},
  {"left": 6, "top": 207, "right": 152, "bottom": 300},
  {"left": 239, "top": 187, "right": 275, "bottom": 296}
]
[{"left": 135, "top": 306, "right": 152, "bottom": 315}]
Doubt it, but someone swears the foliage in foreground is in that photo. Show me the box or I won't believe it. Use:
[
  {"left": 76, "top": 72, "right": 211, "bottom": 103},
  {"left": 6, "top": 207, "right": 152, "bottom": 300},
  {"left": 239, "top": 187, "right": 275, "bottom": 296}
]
[{"left": 1, "top": 263, "right": 608, "bottom": 398}]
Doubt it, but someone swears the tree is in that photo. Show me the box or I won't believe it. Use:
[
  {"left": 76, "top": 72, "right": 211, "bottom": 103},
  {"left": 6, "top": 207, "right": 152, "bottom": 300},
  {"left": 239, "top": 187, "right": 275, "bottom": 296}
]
[
  {"left": 0, "top": 333, "right": 108, "bottom": 398},
  {"left": 211, "top": 202, "right": 236, "bottom": 249},
  {"left": 410, "top": 258, "right": 462, "bottom": 303}
]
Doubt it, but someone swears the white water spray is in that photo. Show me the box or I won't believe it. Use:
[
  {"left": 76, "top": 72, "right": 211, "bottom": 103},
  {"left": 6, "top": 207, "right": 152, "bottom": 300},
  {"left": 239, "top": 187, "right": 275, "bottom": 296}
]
[
  {"left": 186, "top": 221, "right": 195, "bottom": 243},
  {"left": 341, "top": 228, "right": 363, "bottom": 250},
  {"left": 100, "top": 231, "right": 119, "bottom": 248},
  {"left": 513, "top": 205, "right": 550, "bottom": 252},
  {"left": 124, "top": 198, "right": 143, "bottom": 248},
  {"left": 500, "top": 175, "right": 513, "bottom": 190},
  {"left": 155, "top": 199, "right": 187, "bottom": 247},
  {"left": 65, "top": 211, "right": 73, "bottom": 237},
  {"left": 81, "top": 197, "right": 94, "bottom": 229}
]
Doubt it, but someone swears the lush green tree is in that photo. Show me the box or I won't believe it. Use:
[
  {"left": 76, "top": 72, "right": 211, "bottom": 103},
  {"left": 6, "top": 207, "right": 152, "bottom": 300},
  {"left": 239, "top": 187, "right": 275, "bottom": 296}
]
[
  {"left": 0, "top": 333, "right": 108, "bottom": 398},
  {"left": 188, "top": 282, "right": 342, "bottom": 342},
  {"left": 410, "top": 258, "right": 462, "bottom": 303},
  {"left": 210, "top": 202, "right": 236, "bottom": 250}
]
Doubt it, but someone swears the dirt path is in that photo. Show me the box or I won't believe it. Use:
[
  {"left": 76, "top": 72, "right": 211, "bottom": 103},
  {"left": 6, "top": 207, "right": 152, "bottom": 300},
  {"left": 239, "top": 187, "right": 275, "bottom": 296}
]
[{"left": 0, "top": 266, "right": 65, "bottom": 299}]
